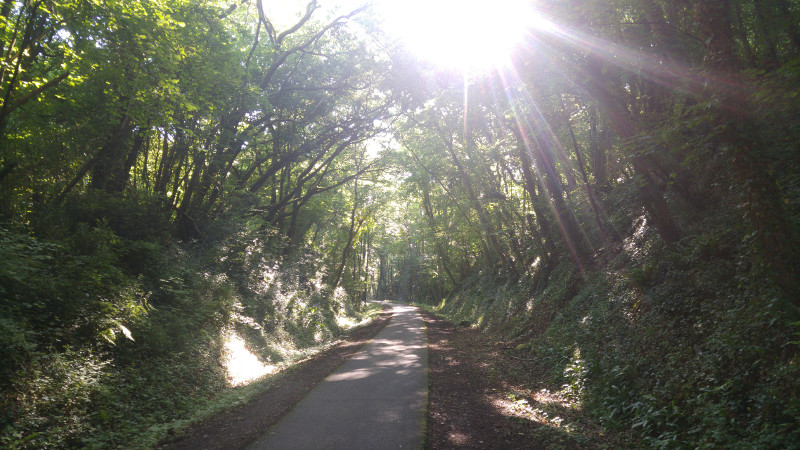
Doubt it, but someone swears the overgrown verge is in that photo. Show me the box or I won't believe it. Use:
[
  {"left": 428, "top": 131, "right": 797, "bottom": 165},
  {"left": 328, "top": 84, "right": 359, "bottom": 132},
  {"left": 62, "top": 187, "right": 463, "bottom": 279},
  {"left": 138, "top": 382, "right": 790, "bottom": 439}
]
[
  {"left": 160, "top": 306, "right": 391, "bottom": 449},
  {"left": 0, "top": 196, "right": 380, "bottom": 449},
  {"left": 424, "top": 222, "right": 800, "bottom": 448}
]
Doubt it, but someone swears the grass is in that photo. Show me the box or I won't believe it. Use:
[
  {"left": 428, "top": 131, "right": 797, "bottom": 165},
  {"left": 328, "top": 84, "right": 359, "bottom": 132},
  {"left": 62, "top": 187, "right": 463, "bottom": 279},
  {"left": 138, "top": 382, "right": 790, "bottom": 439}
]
[{"left": 136, "top": 301, "right": 386, "bottom": 448}]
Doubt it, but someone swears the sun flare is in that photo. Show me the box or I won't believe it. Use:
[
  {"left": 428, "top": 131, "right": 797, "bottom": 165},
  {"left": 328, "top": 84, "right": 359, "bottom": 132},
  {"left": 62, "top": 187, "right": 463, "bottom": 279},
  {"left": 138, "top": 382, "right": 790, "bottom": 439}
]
[{"left": 375, "top": 0, "right": 539, "bottom": 72}]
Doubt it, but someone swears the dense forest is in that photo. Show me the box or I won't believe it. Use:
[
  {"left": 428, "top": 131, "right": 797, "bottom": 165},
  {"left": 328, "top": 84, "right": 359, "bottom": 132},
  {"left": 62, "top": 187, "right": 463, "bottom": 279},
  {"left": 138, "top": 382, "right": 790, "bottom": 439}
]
[{"left": 1, "top": 0, "right": 799, "bottom": 447}]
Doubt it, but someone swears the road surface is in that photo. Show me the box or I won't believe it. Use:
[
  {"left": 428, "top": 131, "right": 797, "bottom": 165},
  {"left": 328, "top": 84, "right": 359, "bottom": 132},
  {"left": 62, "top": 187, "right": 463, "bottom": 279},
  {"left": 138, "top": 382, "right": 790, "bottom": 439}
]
[{"left": 247, "top": 302, "right": 428, "bottom": 449}]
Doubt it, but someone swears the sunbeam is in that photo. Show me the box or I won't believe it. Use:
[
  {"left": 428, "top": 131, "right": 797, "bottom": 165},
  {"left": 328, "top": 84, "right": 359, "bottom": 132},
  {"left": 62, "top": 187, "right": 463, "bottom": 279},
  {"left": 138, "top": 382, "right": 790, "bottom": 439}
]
[
  {"left": 518, "top": 11, "right": 749, "bottom": 104},
  {"left": 494, "top": 62, "right": 588, "bottom": 275}
]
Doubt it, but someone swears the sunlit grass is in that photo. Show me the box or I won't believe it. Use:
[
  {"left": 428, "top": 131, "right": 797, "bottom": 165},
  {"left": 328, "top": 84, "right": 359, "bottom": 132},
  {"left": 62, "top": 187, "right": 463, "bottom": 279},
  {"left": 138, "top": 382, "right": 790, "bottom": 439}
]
[
  {"left": 141, "top": 300, "right": 385, "bottom": 447},
  {"left": 223, "top": 332, "right": 277, "bottom": 386},
  {"left": 335, "top": 311, "right": 379, "bottom": 330},
  {"left": 496, "top": 390, "right": 569, "bottom": 428},
  {"left": 496, "top": 348, "right": 586, "bottom": 429}
]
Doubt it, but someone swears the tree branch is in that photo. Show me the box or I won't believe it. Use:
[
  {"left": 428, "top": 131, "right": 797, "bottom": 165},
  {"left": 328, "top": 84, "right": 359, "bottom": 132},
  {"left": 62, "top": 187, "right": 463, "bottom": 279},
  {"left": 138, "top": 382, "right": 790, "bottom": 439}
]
[
  {"left": 259, "top": 4, "right": 368, "bottom": 90},
  {"left": 1, "top": 71, "right": 69, "bottom": 120}
]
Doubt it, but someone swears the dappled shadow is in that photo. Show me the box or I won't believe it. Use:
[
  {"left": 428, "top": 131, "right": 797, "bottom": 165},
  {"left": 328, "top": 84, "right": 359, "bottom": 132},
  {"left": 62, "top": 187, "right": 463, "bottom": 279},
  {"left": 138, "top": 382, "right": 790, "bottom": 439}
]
[
  {"left": 422, "top": 311, "right": 603, "bottom": 449},
  {"left": 161, "top": 310, "right": 393, "bottom": 450},
  {"left": 424, "top": 313, "right": 534, "bottom": 449},
  {"left": 247, "top": 303, "right": 427, "bottom": 449}
]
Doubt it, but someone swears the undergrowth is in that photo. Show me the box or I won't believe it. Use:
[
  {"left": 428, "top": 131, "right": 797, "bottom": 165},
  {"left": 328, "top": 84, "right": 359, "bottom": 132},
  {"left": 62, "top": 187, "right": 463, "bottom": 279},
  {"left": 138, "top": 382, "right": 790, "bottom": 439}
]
[
  {"left": 0, "top": 209, "right": 380, "bottom": 448},
  {"left": 424, "top": 219, "right": 800, "bottom": 447}
]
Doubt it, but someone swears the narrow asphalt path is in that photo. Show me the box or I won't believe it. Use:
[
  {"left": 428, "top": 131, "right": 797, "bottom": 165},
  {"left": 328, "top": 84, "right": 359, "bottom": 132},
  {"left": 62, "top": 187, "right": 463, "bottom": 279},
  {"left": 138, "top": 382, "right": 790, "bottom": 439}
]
[{"left": 247, "top": 302, "right": 428, "bottom": 449}]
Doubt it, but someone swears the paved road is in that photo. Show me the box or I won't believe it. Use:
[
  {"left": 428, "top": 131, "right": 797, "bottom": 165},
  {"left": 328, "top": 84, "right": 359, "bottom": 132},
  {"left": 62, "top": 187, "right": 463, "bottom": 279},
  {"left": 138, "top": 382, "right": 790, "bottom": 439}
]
[{"left": 247, "top": 303, "right": 428, "bottom": 449}]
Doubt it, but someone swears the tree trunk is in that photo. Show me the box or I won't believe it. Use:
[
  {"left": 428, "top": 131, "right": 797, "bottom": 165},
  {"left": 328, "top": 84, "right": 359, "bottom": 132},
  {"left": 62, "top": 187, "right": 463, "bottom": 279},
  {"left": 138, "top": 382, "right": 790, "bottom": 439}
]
[
  {"left": 564, "top": 103, "right": 616, "bottom": 246},
  {"left": 442, "top": 138, "right": 506, "bottom": 270},
  {"left": 529, "top": 126, "right": 591, "bottom": 268},
  {"left": 328, "top": 169, "right": 364, "bottom": 291},
  {"left": 422, "top": 184, "right": 457, "bottom": 286},
  {"left": 582, "top": 56, "right": 681, "bottom": 243},
  {"left": 512, "top": 124, "right": 557, "bottom": 262},
  {"left": 695, "top": 0, "right": 800, "bottom": 299},
  {"left": 588, "top": 105, "right": 607, "bottom": 188},
  {"left": 90, "top": 117, "right": 140, "bottom": 195}
]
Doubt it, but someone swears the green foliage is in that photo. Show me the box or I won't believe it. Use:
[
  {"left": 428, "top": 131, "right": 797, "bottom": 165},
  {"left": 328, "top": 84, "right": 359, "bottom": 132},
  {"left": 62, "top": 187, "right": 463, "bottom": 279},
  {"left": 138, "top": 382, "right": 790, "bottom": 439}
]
[
  {"left": 0, "top": 224, "right": 147, "bottom": 379},
  {"left": 0, "top": 349, "right": 109, "bottom": 448},
  {"left": 0, "top": 216, "right": 377, "bottom": 447},
  {"left": 2, "top": 0, "right": 800, "bottom": 447},
  {"left": 0, "top": 0, "right": 391, "bottom": 446},
  {"left": 433, "top": 214, "right": 800, "bottom": 447}
]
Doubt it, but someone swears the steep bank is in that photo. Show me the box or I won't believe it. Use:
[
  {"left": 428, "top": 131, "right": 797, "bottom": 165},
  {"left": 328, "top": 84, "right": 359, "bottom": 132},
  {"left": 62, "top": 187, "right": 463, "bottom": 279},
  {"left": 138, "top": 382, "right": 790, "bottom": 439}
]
[
  {"left": 0, "top": 223, "right": 384, "bottom": 448},
  {"left": 427, "top": 224, "right": 800, "bottom": 447}
]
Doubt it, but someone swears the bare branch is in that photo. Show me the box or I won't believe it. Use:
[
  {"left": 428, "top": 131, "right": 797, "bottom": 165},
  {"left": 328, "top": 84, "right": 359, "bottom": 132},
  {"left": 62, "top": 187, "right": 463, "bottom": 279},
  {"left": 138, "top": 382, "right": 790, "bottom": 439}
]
[
  {"left": 259, "top": 4, "right": 368, "bottom": 90},
  {"left": 256, "top": 0, "right": 276, "bottom": 43},
  {"left": 275, "top": 0, "right": 319, "bottom": 46}
]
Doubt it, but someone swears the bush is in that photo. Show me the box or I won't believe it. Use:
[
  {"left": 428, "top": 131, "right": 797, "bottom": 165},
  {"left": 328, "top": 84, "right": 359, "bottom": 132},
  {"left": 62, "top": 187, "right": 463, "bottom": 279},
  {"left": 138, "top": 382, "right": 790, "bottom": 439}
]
[{"left": 426, "top": 218, "right": 800, "bottom": 447}]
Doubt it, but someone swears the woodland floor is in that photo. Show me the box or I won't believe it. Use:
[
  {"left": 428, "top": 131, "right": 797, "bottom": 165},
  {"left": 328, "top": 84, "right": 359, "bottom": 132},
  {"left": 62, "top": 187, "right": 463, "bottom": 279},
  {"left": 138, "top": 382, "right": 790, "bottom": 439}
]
[
  {"left": 161, "top": 306, "right": 621, "bottom": 449},
  {"left": 421, "top": 310, "right": 622, "bottom": 449}
]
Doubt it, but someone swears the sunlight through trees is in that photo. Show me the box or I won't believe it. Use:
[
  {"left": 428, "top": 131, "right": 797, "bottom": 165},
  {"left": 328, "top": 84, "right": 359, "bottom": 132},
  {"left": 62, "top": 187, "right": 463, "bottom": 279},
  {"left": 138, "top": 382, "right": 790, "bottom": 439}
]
[{"left": 1, "top": 0, "right": 799, "bottom": 447}]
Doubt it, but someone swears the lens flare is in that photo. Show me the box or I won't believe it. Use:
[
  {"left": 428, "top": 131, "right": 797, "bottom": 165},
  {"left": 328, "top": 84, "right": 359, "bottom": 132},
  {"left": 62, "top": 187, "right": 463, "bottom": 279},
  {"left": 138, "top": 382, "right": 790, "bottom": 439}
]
[{"left": 375, "top": 0, "right": 536, "bottom": 72}]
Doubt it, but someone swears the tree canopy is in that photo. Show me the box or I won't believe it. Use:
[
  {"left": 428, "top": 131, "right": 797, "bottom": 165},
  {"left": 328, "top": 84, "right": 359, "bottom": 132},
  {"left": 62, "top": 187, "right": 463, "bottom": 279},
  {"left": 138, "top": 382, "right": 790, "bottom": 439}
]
[{"left": 1, "top": 0, "right": 799, "bottom": 447}]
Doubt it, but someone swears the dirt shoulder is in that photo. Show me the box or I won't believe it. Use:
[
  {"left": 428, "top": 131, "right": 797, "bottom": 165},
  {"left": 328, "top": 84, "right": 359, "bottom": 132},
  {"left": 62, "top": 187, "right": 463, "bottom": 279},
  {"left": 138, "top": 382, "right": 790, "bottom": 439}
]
[
  {"left": 422, "top": 310, "right": 619, "bottom": 449},
  {"left": 162, "top": 306, "right": 619, "bottom": 450},
  {"left": 160, "top": 309, "right": 393, "bottom": 450}
]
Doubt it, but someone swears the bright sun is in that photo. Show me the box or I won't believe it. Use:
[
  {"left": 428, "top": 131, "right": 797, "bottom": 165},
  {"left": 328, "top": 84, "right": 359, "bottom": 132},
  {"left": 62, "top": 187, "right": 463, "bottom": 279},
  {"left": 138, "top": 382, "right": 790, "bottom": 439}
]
[
  {"left": 264, "top": 0, "right": 544, "bottom": 73},
  {"left": 374, "top": 0, "right": 538, "bottom": 72}
]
